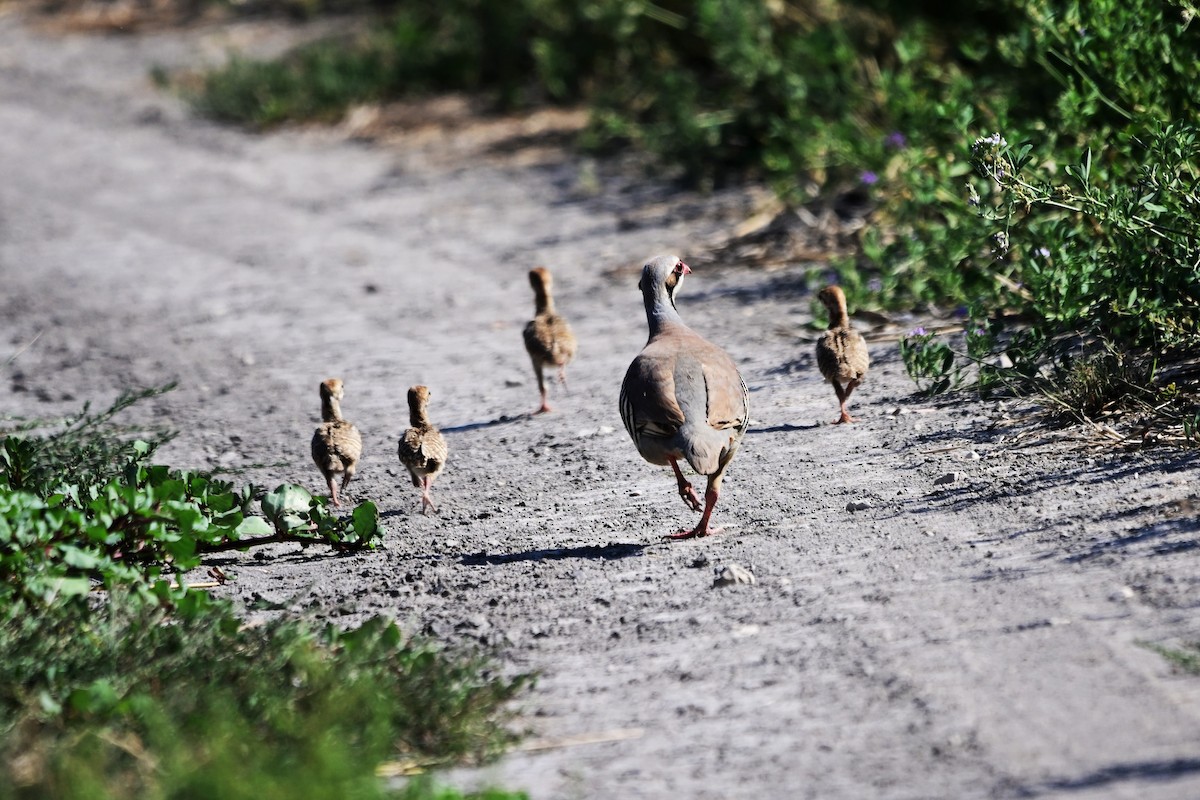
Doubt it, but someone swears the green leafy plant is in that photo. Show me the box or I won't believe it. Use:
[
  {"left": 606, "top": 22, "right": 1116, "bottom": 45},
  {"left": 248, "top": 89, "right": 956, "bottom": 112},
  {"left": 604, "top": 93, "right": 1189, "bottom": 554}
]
[
  {"left": 896, "top": 125, "right": 1199, "bottom": 438},
  {"left": 0, "top": 599, "right": 530, "bottom": 799},
  {"left": 899, "top": 328, "right": 965, "bottom": 397},
  {"left": 0, "top": 393, "right": 383, "bottom": 607}
]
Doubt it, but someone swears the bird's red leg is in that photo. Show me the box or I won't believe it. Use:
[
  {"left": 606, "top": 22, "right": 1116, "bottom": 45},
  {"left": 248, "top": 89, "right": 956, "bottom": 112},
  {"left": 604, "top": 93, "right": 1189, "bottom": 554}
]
[
  {"left": 558, "top": 365, "right": 569, "bottom": 393},
  {"left": 668, "top": 457, "right": 703, "bottom": 511},
  {"left": 327, "top": 477, "right": 341, "bottom": 508},
  {"left": 667, "top": 485, "right": 719, "bottom": 539}
]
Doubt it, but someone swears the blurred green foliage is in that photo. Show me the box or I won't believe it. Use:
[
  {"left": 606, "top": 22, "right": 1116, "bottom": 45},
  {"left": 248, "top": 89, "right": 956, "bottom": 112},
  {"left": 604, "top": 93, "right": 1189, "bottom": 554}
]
[{"left": 0, "top": 599, "right": 529, "bottom": 799}]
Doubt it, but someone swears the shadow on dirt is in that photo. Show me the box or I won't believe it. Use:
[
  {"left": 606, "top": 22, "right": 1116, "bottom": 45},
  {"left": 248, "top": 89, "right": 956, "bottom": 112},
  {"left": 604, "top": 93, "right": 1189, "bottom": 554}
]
[
  {"left": 1063, "top": 515, "right": 1200, "bottom": 563},
  {"left": 747, "top": 421, "right": 821, "bottom": 435},
  {"left": 878, "top": 411, "right": 1200, "bottom": 566},
  {"left": 1021, "top": 756, "right": 1200, "bottom": 796},
  {"left": 460, "top": 542, "right": 645, "bottom": 565},
  {"left": 442, "top": 414, "right": 531, "bottom": 434}
]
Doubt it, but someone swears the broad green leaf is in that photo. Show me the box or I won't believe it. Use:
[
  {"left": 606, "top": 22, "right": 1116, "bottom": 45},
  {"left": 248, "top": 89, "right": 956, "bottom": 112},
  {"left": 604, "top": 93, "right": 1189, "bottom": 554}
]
[
  {"left": 235, "top": 516, "right": 274, "bottom": 537},
  {"left": 262, "top": 484, "right": 313, "bottom": 521},
  {"left": 61, "top": 547, "right": 104, "bottom": 570},
  {"left": 44, "top": 576, "right": 92, "bottom": 598},
  {"left": 352, "top": 501, "right": 381, "bottom": 542}
]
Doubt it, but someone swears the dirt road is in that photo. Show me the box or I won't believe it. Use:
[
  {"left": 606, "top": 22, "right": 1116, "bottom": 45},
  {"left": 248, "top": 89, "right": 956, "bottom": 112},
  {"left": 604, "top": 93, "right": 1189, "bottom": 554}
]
[{"left": 2, "top": 14, "right": 1199, "bottom": 799}]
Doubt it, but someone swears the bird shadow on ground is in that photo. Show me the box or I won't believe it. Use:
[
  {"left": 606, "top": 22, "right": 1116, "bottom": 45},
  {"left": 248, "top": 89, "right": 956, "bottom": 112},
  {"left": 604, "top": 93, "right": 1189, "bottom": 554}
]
[
  {"left": 747, "top": 422, "right": 821, "bottom": 434},
  {"left": 460, "top": 542, "right": 646, "bottom": 566},
  {"left": 442, "top": 414, "right": 532, "bottom": 434},
  {"left": 1018, "top": 756, "right": 1200, "bottom": 796}
]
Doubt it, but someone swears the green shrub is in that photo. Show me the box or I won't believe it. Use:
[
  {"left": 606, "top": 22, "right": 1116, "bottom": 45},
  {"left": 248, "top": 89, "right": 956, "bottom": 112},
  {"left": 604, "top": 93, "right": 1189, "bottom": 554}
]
[
  {"left": 898, "top": 123, "right": 1200, "bottom": 432},
  {"left": 0, "top": 600, "right": 529, "bottom": 799}
]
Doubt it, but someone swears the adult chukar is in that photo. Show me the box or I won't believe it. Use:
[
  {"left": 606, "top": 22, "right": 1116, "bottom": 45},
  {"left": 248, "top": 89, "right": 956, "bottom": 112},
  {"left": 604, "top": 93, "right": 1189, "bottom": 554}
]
[
  {"left": 523, "top": 266, "right": 577, "bottom": 414},
  {"left": 619, "top": 255, "right": 749, "bottom": 539},
  {"left": 815, "top": 285, "right": 869, "bottom": 423},
  {"left": 311, "top": 378, "right": 363, "bottom": 508},
  {"left": 397, "top": 385, "right": 448, "bottom": 514}
]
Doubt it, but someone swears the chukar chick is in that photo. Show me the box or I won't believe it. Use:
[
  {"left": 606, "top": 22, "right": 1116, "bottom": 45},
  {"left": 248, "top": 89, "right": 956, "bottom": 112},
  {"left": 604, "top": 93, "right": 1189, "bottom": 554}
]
[
  {"left": 311, "top": 378, "right": 363, "bottom": 508},
  {"left": 523, "top": 266, "right": 577, "bottom": 414},
  {"left": 397, "top": 385, "right": 448, "bottom": 514},
  {"left": 815, "top": 285, "right": 869, "bottom": 424}
]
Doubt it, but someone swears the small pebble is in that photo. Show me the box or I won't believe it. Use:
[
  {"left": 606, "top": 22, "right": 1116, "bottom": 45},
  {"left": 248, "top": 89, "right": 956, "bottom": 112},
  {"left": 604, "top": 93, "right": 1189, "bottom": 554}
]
[
  {"left": 934, "top": 472, "right": 959, "bottom": 486},
  {"left": 713, "top": 563, "right": 755, "bottom": 587}
]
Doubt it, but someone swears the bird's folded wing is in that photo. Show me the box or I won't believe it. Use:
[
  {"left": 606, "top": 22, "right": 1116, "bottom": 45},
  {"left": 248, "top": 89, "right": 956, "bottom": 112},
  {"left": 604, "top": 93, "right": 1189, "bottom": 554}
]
[{"left": 621, "top": 354, "right": 685, "bottom": 440}]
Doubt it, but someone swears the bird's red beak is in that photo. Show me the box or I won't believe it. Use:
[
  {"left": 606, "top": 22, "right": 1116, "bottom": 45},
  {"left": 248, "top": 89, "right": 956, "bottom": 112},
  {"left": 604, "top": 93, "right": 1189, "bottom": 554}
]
[{"left": 678, "top": 261, "right": 691, "bottom": 275}]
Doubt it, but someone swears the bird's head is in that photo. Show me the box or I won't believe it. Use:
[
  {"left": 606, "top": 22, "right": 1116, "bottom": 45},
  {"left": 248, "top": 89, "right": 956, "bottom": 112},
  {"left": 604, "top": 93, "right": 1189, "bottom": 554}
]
[
  {"left": 408, "top": 384, "right": 431, "bottom": 409},
  {"left": 529, "top": 266, "right": 552, "bottom": 292},
  {"left": 817, "top": 285, "right": 845, "bottom": 311},
  {"left": 319, "top": 378, "right": 344, "bottom": 401},
  {"left": 639, "top": 255, "right": 691, "bottom": 310}
]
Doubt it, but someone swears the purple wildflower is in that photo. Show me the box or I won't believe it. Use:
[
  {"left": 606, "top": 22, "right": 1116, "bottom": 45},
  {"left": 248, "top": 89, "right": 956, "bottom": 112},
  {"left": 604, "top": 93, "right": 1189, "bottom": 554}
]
[
  {"left": 885, "top": 131, "right": 907, "bottom": 149},
  {"left": 860, "top": 170, "right": 879, "bottom": 185},
  {"left": 909, "top": 326, "right": 928, "bottom": 337}
]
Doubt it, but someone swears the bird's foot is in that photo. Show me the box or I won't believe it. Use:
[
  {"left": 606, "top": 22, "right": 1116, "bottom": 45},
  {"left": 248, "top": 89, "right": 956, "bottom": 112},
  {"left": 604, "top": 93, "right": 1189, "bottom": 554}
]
[
  {"left": 534, "top": 403, "right": 553, "bottom": 415},
  {"left": 664, "top": 524, "right": 719, "bottom": 540},
  {"left": 678, "top": 484, "right": 703, "bottom": 512},
  {"left": 833, "top": 413, "right": 855, "bottom": 424}
]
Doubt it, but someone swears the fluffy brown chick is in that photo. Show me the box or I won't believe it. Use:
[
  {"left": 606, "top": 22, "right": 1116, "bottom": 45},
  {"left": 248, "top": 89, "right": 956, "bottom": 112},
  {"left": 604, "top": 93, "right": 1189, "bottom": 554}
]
[
  {"left": 397, "top": 385, "right": 448, "bottom": 514},
  {"left": 815, "top": 285, "right": 870, "bottom": 424},
  {"left": 523, "top": 266, "right": 577, "bottom": 414},
  {"left": 311, "top": 378, "right": 363, "bottom": 507}
]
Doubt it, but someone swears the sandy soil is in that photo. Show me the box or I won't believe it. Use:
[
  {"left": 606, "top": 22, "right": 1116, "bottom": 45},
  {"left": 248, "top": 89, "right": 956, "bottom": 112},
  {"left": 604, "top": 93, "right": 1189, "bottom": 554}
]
[{"left": 2, "top": 12, "right": 1200, "bottom": 799}]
